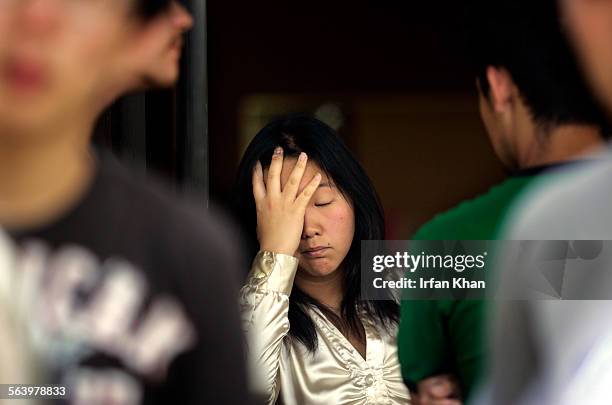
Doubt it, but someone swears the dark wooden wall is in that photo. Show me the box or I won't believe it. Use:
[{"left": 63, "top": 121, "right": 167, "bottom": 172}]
[{"left": 94, "top": 1, "right": 506, "bottom": 237}]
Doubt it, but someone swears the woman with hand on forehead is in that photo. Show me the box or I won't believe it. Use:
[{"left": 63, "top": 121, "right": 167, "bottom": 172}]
[{"left": 234, "top": 115, "right": 410, "bottom": 405}]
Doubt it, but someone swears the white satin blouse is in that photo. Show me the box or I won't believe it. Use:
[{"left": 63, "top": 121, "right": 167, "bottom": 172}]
[{"left": 240, "top": 251, "right": 411, "bottom": 405}]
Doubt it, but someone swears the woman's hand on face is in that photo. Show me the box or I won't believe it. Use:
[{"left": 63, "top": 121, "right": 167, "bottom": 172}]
[{"left": 252, "top": 147, "right": 322, "bottom": 257}]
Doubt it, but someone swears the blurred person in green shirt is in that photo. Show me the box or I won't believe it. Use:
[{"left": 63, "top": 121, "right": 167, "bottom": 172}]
[
  {"left": 475, "top": 1, "right": 612, "bottom": 404},
  {"left": 398, "top": 1, "right": 610, "bottom": 403}
]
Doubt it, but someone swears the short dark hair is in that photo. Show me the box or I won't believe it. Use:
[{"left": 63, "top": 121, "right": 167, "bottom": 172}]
[
  {"left": 464, "top": 0, "right": 609, "bottom": 130},
  {"left": 232, "top": 114, "right": 399, "bottom": 352},
  {"left": 135, "top": 0, "right": 173, "bottom": 18}
]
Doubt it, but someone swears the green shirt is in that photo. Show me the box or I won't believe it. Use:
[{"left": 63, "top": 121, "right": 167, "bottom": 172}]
[{"left": 397, "top": 175, "right": 536, "bottom": 401}]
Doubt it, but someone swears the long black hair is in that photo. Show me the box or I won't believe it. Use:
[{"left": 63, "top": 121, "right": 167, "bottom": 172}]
[{"left": 232, "top": 114, "right": 399, "bottom": 352}]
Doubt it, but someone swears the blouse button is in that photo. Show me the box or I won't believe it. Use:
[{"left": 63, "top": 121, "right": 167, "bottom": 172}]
[{"left": 365, "top": 374, "right": 374, "bottom": 387}]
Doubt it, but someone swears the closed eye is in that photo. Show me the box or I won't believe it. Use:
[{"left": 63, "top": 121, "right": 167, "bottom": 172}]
[{"left": 315, "top": 202, "right": 333, "bottom": 207}]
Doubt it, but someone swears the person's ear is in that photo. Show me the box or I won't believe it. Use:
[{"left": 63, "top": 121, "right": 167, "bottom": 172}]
[{"left": 486, "top": 66, "right": 515, "bottom": 114}]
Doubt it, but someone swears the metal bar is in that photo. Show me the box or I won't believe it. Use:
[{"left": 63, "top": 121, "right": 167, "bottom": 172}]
[
  {"left": 119, "top": 93, "right": 148, "bottom": 174},
  {"left": 180, "top": 0, "right": 209, "bottom": 204}
]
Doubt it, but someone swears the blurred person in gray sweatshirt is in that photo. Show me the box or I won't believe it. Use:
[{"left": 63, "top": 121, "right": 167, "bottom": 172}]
[{"left": 0, "top": 1, "right": 249, "bottom": 404}]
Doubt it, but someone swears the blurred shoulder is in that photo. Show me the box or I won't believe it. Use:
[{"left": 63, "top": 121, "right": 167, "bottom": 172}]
[{"left": 503, "top": 157, "right": 612, "bottom": 240}]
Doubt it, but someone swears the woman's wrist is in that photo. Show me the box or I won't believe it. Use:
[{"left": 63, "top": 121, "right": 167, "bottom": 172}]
[
  {"left": 250, "top": 251, "right": 299, "bottom": 295},
  {"left": 259, "top": 245, "right": 296, "bottom": 257}
]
